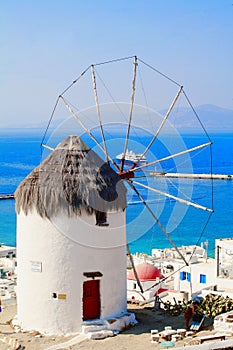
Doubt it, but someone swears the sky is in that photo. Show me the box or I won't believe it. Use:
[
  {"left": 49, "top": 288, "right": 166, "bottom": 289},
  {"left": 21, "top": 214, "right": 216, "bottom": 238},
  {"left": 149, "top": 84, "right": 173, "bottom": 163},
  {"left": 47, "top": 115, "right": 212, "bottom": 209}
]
[{"left": 1, "top": 0, "right": 233, "bottom": 128}]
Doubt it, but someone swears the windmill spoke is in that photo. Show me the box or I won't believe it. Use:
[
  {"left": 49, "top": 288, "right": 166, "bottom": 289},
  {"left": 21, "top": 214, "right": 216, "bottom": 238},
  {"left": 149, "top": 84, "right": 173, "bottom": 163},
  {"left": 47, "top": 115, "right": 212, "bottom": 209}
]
[
  {"left": 130, "top": 85, "right": 183, "bottom": 170},
  {"left": 127, "top": 180, "right": 189, "bottom": 266},
  {"left": 121, "top": 56, "right": 138, "bottom": 171},
  {"left": 133, "top": 174, "right": 154, "bottom": 179},
  {"left": 60, "top": 96, "right": 120, "bottom": 172},
  {"left": 128, "top": 141, "right": 212, "bottom": 173},
  {"left": 91, "top": 65, "right": 108, "bottom": 163},
  {"left": 133, "top": 180, "right": 213, "bottom": 212},
  {"left": 127, "top": 243, "right": 144, "bottom": 293},
  {"left": 41, "top": 144, "right": 55, "bottom": 151}
]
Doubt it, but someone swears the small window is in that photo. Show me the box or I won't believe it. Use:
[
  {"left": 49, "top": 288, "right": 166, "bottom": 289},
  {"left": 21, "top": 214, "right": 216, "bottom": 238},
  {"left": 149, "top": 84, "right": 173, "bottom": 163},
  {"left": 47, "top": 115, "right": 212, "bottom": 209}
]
[
  {"left": 133, "top": 283, "right": 137, "bottom": 289},
  {"left": 95, "top": 211, "right": 109, "bottom": 227},
  {"left": 180, "top": 271, "right": 186, "bottom": 280},
  {"left": 180, "top": 271, "right": 191, "bottom": 281},
  {"left": 200, "top": 274, "right": 206, "bottom": 284}
]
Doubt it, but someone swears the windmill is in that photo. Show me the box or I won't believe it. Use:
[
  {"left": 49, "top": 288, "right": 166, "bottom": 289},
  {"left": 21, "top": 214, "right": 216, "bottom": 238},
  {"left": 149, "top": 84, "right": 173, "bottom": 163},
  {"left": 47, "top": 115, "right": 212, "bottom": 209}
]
[{"left": 40, "top": 56, "right": 214, "bottom": 296}]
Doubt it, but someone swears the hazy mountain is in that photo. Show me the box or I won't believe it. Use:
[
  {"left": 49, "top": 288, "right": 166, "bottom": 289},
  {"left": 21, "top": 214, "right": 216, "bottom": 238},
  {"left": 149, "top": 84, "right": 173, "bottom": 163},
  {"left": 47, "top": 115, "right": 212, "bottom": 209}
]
[
  {"left": 160, "top": 104, "right": 233, "bottom": 132},
  {"left": 196, "top": 105, "right": 233, "bottom": 131},
  {"left": 3, "top": 104, "right": 233, "bottom": 133}
]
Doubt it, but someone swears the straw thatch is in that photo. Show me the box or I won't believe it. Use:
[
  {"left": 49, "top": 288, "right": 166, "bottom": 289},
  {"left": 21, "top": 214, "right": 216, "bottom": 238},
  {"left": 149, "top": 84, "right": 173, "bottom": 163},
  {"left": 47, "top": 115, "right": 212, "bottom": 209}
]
[{"left": 15, "top": 136, "right": 127, "bottom": 219}]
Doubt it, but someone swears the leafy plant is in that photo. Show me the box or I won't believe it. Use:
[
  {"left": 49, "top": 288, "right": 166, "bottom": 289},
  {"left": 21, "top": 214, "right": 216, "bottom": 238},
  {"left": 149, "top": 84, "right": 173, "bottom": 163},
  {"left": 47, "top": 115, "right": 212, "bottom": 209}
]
[
  {"left": 198, "top": 294, "right": 233, "bottom": 318},
  {"left": 162, "top": 294, "right": 233, "bottom": 319}
]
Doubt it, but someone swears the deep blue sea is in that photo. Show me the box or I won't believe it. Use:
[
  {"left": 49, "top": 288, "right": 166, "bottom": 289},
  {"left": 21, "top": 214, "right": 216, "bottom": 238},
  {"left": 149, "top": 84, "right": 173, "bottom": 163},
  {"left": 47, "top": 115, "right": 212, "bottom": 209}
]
[{"left": 0, "top": 129, "right": 233, "bottom": 258}]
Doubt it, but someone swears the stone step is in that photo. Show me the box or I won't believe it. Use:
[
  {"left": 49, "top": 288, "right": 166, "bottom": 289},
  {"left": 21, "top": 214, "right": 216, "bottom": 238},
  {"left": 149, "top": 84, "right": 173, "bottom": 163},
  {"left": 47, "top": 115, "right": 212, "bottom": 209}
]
[
  {"left": 82, "top": 320, "right": 107, "bottom": 326},
  {"left": 87, "top": 329, "right": 115, "bottom": 340},
  {"left": 82, "top": 312, "right": 137, "bottom": 336},
  {"left": 82, "top": 323, "right": 108, "bottom": 334}
]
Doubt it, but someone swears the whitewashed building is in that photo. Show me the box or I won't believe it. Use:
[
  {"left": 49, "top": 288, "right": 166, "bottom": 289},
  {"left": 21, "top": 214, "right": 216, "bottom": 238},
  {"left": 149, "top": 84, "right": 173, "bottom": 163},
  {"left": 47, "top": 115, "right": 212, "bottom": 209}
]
[
  {"left": 216, "top": 238, "right": 233, "bottom": 278},
  {"left": 212, "top": 238, "right": 233, "bottom": 297},
  {"left": 174, "top": 258, "right": 217, "bottom": 298},
  {"left": 175, "top": 239, "right": 233, "bottom": 299},
  {"left": 15, "top": 136, "right": 133, "bottom": 335},
  {"left": 151, "top": 245, "right": 216, "bottom": 299},
  {"left": 0, "top": 245, "right": 16, "bottom": 259}
]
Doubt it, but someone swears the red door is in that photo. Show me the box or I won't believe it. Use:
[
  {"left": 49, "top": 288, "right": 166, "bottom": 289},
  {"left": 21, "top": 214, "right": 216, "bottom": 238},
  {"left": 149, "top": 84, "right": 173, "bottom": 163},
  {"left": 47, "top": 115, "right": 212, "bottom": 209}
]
[{"left": 83, "top": 280, "right": 101, "bottom": 320}]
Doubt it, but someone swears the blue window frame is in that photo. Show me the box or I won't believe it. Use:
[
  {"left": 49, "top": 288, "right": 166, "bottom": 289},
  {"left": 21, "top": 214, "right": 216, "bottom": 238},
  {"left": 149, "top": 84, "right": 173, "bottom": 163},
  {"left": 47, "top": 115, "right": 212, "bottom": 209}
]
[
  {"left": 180, "top": 271, "right": 191, "bottom": 281},
  {"left": 180, "top": 271, "right": 186, "bottom": 280},
  {"left": 200, "top": 274, "right": 206, "bottom": 284}
]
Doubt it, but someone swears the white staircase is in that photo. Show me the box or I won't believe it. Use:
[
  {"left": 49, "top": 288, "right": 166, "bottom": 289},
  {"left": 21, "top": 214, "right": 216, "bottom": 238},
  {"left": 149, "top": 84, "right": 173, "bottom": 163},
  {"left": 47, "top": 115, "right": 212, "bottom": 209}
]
[
  {"left": 82, "top": 320, "right": 117, "bottom": 339},
  {"left": 82, "top": 313, "right": 137, "bottom": 340}
]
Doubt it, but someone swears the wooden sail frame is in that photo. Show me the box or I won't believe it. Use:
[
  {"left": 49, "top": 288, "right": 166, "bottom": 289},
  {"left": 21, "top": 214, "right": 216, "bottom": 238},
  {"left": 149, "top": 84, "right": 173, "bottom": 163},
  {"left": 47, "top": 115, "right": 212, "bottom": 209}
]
[{"left": 41, "top": 56, "right": 214, "bottom": 293}]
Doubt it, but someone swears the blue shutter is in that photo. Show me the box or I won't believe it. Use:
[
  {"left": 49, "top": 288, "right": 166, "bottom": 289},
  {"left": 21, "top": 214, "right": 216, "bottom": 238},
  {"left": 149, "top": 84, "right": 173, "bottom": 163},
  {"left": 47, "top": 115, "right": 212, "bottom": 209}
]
[
  {"left": 180, "top": 271, "right": 185, "bottom": 280},
  {"left": 187, "top": 272, "right": 191, "bottom": 282},
  {"left": 200, "top": 274, "right": 206, "bottom": 283}
]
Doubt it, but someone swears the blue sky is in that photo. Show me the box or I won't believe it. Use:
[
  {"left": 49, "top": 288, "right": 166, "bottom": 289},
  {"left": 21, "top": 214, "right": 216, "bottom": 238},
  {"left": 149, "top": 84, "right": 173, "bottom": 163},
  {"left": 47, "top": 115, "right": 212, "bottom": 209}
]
[{"left": 1, "top": 0, "right": 233, "bottom": 127}]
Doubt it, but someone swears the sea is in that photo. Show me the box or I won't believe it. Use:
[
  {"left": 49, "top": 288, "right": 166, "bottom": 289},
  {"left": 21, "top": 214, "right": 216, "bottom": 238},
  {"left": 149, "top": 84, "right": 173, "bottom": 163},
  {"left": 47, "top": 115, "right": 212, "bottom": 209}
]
[{"left": 0, "top": 129, "right": 233, "bottom": 258}]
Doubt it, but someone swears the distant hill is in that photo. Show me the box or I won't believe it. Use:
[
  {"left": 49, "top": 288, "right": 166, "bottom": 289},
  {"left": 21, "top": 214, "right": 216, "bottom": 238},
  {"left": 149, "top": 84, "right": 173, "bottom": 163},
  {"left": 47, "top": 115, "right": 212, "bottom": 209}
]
[
  {"left": 160, "top": 104, "right": 233, "bottom": 132},
  {"left": 196, "top": 105, "right": 233, "bottom": 131},
  {"left": 3, "top": 104, "right": 233, "bottom": 133}
]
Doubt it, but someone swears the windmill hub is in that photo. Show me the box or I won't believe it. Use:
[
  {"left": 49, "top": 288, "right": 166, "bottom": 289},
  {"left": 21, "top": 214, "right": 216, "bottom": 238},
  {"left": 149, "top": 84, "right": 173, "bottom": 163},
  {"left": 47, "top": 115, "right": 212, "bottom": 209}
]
[{"left": 119, "top": 170, "right": 134, "bottom": 179}]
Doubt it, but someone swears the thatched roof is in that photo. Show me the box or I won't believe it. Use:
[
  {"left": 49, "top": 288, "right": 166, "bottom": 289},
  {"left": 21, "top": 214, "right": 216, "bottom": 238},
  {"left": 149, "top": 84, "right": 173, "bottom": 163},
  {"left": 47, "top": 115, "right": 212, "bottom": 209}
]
[{"left": 15, "top": 136, "right": 127, "bottom": 219}]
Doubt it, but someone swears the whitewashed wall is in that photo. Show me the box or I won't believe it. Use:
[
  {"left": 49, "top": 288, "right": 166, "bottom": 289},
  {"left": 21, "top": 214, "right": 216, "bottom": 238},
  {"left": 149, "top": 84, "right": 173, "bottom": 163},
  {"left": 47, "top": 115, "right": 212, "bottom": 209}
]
[
  {"left": 17, "top": 208, "right": 127, "bottom": 335},
  {"left": 174, "top": 260, "right": 216, "bottom": 298}
]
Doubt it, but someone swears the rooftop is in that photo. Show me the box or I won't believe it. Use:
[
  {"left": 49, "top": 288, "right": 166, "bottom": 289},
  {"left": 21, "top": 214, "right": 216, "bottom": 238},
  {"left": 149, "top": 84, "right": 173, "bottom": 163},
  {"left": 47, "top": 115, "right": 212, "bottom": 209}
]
[
  {"left": 15, "top": 136, "right": 127, "bottom": 219},
  {"left": 128, "top": 263, "right": 163, "bottom": 282},
  {"left": 0, "top": 245, "right": 16, "bottom": 254},
  {"left": 217, "top": 238, "right": 233, "bottom": 246}
]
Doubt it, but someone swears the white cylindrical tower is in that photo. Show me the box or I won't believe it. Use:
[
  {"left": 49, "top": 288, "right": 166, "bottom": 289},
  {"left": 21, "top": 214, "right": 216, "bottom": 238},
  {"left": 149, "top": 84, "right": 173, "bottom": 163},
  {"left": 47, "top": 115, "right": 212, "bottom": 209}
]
[{"left": 15, "top": 136, "right": 128, "bottom": 335}]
